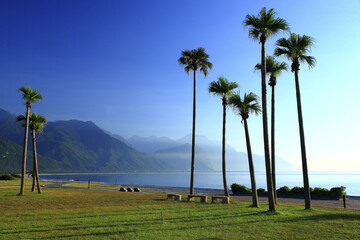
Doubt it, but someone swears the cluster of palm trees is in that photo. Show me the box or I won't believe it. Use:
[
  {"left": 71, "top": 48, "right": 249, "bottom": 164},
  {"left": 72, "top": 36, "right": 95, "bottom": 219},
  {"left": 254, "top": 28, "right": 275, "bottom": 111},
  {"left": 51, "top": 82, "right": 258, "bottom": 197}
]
[
  {"left": 18, "top": 87, "right": 47, "bottom": 195},
  {"left": 179, "top": 7, "right": 315, "bottom": 211}
]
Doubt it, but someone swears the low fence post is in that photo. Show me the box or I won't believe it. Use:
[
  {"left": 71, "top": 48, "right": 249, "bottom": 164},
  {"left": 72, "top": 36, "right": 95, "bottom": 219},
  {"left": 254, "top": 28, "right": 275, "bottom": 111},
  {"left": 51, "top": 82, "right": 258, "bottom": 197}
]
[
  {"left": 343, "top": 195, "right": 346, "bottom": 208},
  {"left": 88, "top": 180, "right": 91, "bottom": 189}
]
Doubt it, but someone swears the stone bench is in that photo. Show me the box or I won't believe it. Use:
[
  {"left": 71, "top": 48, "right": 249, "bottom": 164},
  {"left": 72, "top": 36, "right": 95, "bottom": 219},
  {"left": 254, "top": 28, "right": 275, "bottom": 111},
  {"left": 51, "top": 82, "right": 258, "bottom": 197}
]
[
  {"left": 188, "top": 194, "right": 208, "bottom": 202},
  {"left": 211, "top": 196, "right": 230, "bottom": 204},
  {"left": 167, "top": 194, "right": 181, "bottom": 201}
]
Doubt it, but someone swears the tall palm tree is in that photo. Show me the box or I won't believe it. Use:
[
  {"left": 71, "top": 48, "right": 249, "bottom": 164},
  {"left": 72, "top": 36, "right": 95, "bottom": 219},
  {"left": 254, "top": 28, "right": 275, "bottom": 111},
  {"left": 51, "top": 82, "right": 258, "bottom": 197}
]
[
  {"left": 229, "top": 91, "right": 261, "bottom": 207},
  {"left": 17, "top": 113, "right": 47, "bottom": 194},
  {"left": 255, "top": 56, "right": 288, "bottom": 203},
  {"left": 243, "top": 7, "right": 289, "bottom": 211},
  {"left": 18, "top": 87, "right": 43, "bottom": 195},
  {"left": 178, "top": 47, "right": 213, "bottom": 195},
  {"left": 274, "top": 33, "right": 316, "bottom": 209},
  {"left": 209, "top": 77, "right": 238, "bottom": 196}
]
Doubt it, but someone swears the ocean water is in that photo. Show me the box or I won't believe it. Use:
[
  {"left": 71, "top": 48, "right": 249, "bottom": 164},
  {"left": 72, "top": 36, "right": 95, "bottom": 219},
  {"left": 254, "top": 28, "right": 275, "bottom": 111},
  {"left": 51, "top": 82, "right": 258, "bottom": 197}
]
[{"left": 40, "top": 171, "right": 360, "bottom": 196}]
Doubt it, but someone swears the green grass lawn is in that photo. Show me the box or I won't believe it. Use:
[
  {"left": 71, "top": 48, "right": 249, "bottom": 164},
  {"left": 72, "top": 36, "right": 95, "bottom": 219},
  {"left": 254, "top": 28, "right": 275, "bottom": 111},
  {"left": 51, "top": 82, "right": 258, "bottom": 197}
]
[{"left": 1, "top": 179, "right": 359, "bottom": 239}]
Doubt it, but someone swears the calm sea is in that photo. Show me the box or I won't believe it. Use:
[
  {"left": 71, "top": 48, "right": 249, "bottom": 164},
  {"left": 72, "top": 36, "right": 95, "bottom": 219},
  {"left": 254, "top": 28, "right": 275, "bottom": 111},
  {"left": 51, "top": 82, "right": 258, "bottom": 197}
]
[{"left": 40, "top": 171, "right": 360, "bottom": 196}]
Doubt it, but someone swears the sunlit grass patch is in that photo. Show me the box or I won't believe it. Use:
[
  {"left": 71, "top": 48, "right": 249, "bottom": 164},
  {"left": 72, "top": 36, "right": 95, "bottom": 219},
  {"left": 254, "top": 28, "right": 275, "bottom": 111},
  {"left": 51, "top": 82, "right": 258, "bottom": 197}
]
[{"left": 0, "top": 180, "right": 359, "bottom": 239}]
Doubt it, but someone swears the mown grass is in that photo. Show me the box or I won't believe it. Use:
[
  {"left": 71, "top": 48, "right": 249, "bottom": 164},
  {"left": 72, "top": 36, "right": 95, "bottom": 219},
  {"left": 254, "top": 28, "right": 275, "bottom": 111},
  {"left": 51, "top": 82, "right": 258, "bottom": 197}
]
[
  {"left": 0, "top": 179, "right": 359, "bottom": 240},
  {"left": 65, "top": 182, "right": 118, "bottom": 189}
]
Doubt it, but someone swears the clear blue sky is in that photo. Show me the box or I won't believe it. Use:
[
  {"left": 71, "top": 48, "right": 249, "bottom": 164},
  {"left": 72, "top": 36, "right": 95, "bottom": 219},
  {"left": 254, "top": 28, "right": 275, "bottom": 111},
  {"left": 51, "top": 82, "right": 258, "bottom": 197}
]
[{"left": 1, "top": 0, "right": 359, "bottom": 171}]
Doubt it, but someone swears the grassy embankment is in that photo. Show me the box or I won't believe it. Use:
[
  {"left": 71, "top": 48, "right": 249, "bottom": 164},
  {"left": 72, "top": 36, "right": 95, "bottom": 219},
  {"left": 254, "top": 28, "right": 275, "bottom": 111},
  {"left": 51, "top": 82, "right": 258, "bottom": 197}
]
[{"left": 1, "top": 179, "right": 359, "bottom": 240}]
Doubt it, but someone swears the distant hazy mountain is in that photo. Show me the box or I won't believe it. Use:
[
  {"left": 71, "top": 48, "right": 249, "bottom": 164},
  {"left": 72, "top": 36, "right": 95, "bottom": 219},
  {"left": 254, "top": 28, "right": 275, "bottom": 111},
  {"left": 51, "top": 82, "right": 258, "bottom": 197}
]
[
  {"left": 127, "top": 135, "right": 179, "bottom": 152},
  {"left": 102, "top": 129, "right": 128, "bottom": 144},
  {"left": 136, "top": 133, "right": 299, "bottom": 172},
  {"left": 0, "top": 108, "right": 172, "bottom": 173}
]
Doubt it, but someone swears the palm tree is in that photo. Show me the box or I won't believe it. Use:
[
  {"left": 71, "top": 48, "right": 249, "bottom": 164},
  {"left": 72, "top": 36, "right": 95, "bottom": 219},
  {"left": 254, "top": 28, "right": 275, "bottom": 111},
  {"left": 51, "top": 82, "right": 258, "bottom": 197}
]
[
  {"left": 255, "top": 56, "right": 288, "bottom": 203},
  {"left": 18, "top": 87, "right": 43, "bottom": 195},
  {"left": 178, "top": 47, "right": 213, "bottom": 195},
  {"left": 17, "top": 113, "right": 47, "bottom": 194},
  {"left": 243, "top": 7, "right": 289, "bottom": 211},
  {"left": 209, "top": 77, "right": 238, "bottom": 196},
  {"left": 229, "top": 91, "right": 261, "bottom": 207},
  {"left": 274, "top": 33, "right": 316, "bottom": 209}
]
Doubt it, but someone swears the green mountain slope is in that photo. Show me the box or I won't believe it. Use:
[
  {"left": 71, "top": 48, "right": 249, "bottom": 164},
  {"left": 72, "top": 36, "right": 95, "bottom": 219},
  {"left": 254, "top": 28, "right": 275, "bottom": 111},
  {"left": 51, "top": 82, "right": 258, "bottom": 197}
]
[
  {"left": 0, "top": 136, "right": 71, "bottom": 173},
  {"left": 0, "top": 109, "right": 171, "bottom": 173}
]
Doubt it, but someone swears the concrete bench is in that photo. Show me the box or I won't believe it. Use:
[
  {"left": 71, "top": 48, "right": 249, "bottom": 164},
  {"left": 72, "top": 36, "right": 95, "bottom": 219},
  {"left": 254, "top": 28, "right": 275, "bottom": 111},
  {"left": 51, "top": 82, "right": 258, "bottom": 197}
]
[
  {"left": 188, "top": 194, "right": 208, "bottom": 202},
  {"left": 119, "top": 187, "right": 127, "bottom": 192},
  {"left": 167, "top": 194, "right": 181, "bottom": 201},
  {"left": 211, "top": 196, "right": 230, "bottom": 204}
]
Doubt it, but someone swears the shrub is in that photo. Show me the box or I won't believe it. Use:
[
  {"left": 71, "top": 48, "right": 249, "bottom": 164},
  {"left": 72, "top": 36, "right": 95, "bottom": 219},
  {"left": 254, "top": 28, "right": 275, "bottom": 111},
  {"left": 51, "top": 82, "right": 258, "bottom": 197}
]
[
  {"left": 277, "top": 186, "right": 291, "bottom": 193},
  {"left": 231, "top": 183, "right": 251, "bottom": 193},
  {"left": 11, "top": 174, "right": 21, "bottom": 178},
  {"left": 330, "top": 186, "right": 346, "bottom": 197},
  {"left": 313, "top": 187, "right": 330, "bottom": 196},
  {"left": 257, "top": 188, "right": 266, "bottom": 193},
  {"left": 290, "top": 186, "right": 304, "bottom": 194},
  {"left": 0, "top": 174, "right": 15, "bottom": 180}
]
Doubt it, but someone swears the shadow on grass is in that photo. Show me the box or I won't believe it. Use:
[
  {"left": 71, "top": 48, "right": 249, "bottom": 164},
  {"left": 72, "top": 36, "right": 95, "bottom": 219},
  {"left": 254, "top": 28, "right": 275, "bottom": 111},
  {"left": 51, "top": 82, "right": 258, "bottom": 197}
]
[
  {"left": 1, "top": 210, "right": 265, "bottom": 236},
  {"left": 36, "top": 229, "right": 136, "bottom": 239},
  {"left": 276, "top": 213, "right": 360, "bottom": 223}
]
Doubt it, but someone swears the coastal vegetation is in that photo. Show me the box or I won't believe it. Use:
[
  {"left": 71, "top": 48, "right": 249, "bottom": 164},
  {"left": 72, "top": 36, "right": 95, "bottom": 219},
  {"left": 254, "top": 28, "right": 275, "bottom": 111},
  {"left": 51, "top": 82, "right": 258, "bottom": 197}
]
[
  {"left": 18, "top": 87, "right": 43, "bottom": 195},
  {"left": 178, "top": 47, "right": 213, "bottom": 195},
  {"left": 1, "top": 180, "right": 359, "bottom": 240},
  {"left": 243, "top": 7, "right": 289, "bottom": 212},
  {"left": 274, "top": 33, "right": 316, "bottom": 209},
  {"left": 17, "top": 112, "right": 47, "bottom": 194},
  {"left": 229, "top": 91, "right": 261, "bottom": 207},
  {"left": 232, "top": 183, "right": 346, "bottom": 198},
  {"left": 208, "top": 77, "right": 238, "bottom": 197},
  {"left": 255, "top": 56, "right": 288, "bottom": 204}
]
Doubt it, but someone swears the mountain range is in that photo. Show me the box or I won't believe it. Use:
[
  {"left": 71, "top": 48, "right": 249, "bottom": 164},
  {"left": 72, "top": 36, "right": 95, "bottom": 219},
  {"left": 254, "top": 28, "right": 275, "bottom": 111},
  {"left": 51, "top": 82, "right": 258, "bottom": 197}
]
[{"left": 0, "top": 108, "right": 298, "bottom": 173}]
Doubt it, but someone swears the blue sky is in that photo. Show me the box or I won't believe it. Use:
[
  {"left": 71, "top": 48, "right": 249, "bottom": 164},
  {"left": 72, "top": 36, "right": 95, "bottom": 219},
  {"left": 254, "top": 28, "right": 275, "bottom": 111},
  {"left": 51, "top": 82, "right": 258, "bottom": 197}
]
[{"left": 1, "top": 0, "right": 359, "bottom": 171}]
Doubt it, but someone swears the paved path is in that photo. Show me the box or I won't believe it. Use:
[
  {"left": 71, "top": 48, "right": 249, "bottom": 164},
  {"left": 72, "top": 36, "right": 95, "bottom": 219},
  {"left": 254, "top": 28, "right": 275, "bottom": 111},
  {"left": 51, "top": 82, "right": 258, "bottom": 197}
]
[{"left": 43, "top": 181, "right": 360, "bottom": 210}]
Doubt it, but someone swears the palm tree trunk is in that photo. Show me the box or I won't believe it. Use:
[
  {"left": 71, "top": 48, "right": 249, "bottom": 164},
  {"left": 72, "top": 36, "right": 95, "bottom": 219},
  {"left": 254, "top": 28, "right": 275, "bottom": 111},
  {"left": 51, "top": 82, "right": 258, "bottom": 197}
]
[
  {"left": 271, "top": 85, "right": 277, "bottom": 204},
  {"left": 222, "top": 98, "right": 229, "bottom": 196},
  {"left": 294, "top": 70, "right": 311, "bottom": 209},
  {"left": 261, "top": 40, "right": 276, "bottom": 211},
  {"left": 32, "top": 130, "right": 42, "bottom": 194},
  {"left": 244, "top": 119, "right": 259, "bottom": 207},
  {"left": 20, "top": 105, "right": 30, "bottom": 195},
  {"left": 190, "top": 70, "right": 196, "bottom": 195},
  {"left": 32, "top": 154, "right": 35, "bottom": 192}
]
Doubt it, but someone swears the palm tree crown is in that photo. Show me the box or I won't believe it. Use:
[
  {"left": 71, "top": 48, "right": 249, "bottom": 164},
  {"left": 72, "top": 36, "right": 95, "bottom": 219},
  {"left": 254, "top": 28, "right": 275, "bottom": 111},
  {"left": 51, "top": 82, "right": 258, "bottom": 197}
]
[
  {"left": 243, "top": 7, "right": 289, "bottom": 43},
  {"left": 229, "top": 92, "right": 261, "bottom": 120},
  {"left": 17, "top": 113, "right": 47, "bottom": 133},
  {"left": 255, "top": 56, "right": 288, "bottom": 86},
  {"left": 208, "top": 77, "right": 239, "bottom": 103},
  {"left": 274, "top": 33, "right": 316, "bottom": 72},
  {"left": 178, "top": 47, "right": 213, "bottom": 76},
  {"left": 18, "top": 87, "right": 43, "bottom": 106}
]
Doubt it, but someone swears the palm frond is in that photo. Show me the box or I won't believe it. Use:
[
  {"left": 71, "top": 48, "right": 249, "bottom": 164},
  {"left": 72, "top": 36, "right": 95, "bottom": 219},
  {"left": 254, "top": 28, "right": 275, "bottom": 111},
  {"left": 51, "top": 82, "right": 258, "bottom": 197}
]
[
  {"left": 255, "top": 56, "right": 288, "bottom": 78},
  {"left": 178, "top": 47, "right": 212, "bottom": 77},
  {"left": 300, "top": 55, "right": 316, "bottom": 68},
  {"left": 18, "top": 112, "right": 48, "bottom": 132},
  {"left": 274, "top": 33, "right": 316, "bottom": 69},
  {"left": 18, "top": 86, "right": 43, "bottom": 105},
  {"left": 243, "top": 7, "right": 289, "bottom": 41},
  {"left": 208, "top": 77, "right": 238, "bottom": 99},
  {"left": 229, "top": 91, "right": 261, "bottom": 120}
]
